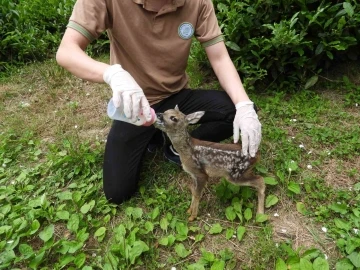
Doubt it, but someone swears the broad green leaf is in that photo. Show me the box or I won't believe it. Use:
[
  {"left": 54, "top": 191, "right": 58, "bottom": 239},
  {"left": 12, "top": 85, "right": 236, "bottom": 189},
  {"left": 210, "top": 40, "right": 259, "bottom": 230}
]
[
  {"left": 56, "top": 210, "right": 70, "bottom": 220},
  {"left": 211, "top": 259, "right": 225, "bottom": 270},
  {"left": 313, "top": 257, "right": 329, "bottom": 270},
  {"left": 244, "top": 208, "right": 252, "bottom": 221},
  {"left": 265, "top": 195, "right": 279, "bottom": 208},
  {"left": 72, "top": 191, "right": 82, "bottom": 203},
  {"left": 105, "top": 252, "right": 119, "bottom": 270},
  {"left": 305, "top": 75, "right": 318, "bottom": 89},
  {"left": 29, "top": 219, "right": 40, "bottom": 235},
  {"left": 57, "top": 191, "right": 72, "bottom": 201},
  {"left": 315, "top": 43, "right": 324, "bottom": 55},
  {"left": 144, "top": 221, "right": 154, "bottom": 233},
  {"left": 329, "top": 203, "right": 348, "bottom": 214},
  {"left": 201, "top": 249, "right": 215, "bottom": 262},
  {"left": 80, "top": 200, "right": 95, "bottom": 214},
  {"left": 288, "top": 182, "right": 301, "bottom": 194},
  {"left": 343, "top": 2, "right": 354, "bottom": 17},
  {"left": 225, "top": 206, "right": 236, "bottom": 221},
  {"left": 176, "top": 222, "right": 188, "bottom": 236},
  {"left": 129, "top": 240, "right": 149, "bottom": 264},
  {"left": 67, "top": 214, "right": 80, "bottom": 233},
  {"left": 275, "top": 258, "right": 287, "bottom": 270},
  {"left": 225, "top": 41, "right": 241, "bottom": 51},
  {"left": 288, "top": 256, "right": 300, "bottom": 269},
  {"left": 286, "top": 160, "right": 298, "bottom": 172},
  {"left": 175, "top": 243, "right": 191, "bottom": 258},
  {"left": 0, "top": 250, "right": 16, "bottom": 264},
  {"left": 94, "top": 227, "right": 106, "bottom": 237},
  {"left": 334, "top": 218, "right": 351, "bottom": 231},
  {"left": 219, "top": 249, "right": 234, "bottom": 261},
  {"left": 160, "top": 217, "right": 169, "bottom": 231},
  {"left": 59, "top": 254, "right": 75, "bottom": 267},
  {"left": 300, "top": 258, "right": 313, "bottom": 270},
  {"left": 167, "top": 234, "right": 176, "bottom": 246},
  {"left": 337, "top": 16, "right": 346, "bottom": 31},
  {"left": 302, "top": 249, "right": 320, "bottom": 261},
  {"left": 264, "top": 177, "right": 278, "bottom": 186},
  {"left": 29, "top": 251, "right": 45, "bottom": 268},
  {"left": 151, "top": 207, "right": 160, "bottom": 220},
  {"left": 67, "top": 241, "right": 83, "bottom": 253},
  {"left": 296, "top": 202, "right": 307, "bottom": 215},
  {"left": 335, "top": 258, "right": 355, "bottom": 270},
  {"left": 77, "top": 229, "right": 89, "bottom": 242},
  {"left": 256, "top": 214, "right": 269, "bottom": 223},
  {"left": 347, "top": 252, "right": 360, "bottom": 268},
  {"left": 158, "top": 237, "right": 168, "bottom": 246},
  {"left": 195, "top": 234, "right": 204, "bottom": 243},
  {"left": 0, "top": 225, "right": 12, "bottom": 235},
  {"left": 19, "top": 244, "right": 34, "bottom": 258},
  {"left": 326, "top": 51, "right": 334, "bottom": 60},
  {"left": 0, "top": 204, "right": 11, "bottom": 215},
  {"left": 82, "top": 267, "right": 93, "bottom": 270},
  {"left": 226, "top": 228, "right": 234, "bottom": 240},
  {"left": 217, "top": 3, "right": 228, "bottom": 13},
  {"left": 39, "top": 224, "right": 54, "bottom": 242},
  {"left": 237, "top": 226, "right": 246, "bottom": 241},
  {"left": 209, "top": 223, "right": 223, "bottom": 234},
  {"left": 132, "top": 207, "right": 143, "bottom": 219}
]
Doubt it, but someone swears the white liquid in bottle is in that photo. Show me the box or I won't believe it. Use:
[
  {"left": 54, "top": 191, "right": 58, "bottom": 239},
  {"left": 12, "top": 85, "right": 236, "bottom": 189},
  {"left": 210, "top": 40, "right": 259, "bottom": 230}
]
[{"left": 107, "top": 98, "right": 156, "bottom": 126}]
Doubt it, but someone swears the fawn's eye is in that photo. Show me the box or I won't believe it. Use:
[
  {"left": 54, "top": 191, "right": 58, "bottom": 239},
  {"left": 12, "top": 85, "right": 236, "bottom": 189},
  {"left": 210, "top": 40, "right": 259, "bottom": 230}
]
[{"left": 170, "top": 116, "right": 178, "bottom": 122}]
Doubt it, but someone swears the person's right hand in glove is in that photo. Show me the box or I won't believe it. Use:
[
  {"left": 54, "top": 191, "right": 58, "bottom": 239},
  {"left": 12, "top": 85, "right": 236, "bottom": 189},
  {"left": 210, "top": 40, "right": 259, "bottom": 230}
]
[{"left": 103, "top": 64, "right": 152, "bottom": 123}]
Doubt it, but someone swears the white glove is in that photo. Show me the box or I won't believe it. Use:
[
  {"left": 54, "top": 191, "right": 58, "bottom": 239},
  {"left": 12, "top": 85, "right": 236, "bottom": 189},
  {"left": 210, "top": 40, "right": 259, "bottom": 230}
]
[
  {"left": 103, "top": 64, "right": 152, "bottom": 123},
  {"left": 233, "top": 101, "right": 262, "bottom": 157}
]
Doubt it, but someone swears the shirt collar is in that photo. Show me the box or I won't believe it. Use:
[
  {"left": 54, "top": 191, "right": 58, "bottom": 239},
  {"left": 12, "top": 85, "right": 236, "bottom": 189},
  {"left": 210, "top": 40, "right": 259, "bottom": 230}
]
[{"left": 131, "top": 0, "right": 185, "bottom": 9}]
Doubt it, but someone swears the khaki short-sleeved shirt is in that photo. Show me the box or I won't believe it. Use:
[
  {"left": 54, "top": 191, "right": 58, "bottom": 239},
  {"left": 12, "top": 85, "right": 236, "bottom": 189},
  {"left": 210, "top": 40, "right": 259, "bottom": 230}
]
[{"left": 68, "top": 0, "right": 224, "bottom": 105}]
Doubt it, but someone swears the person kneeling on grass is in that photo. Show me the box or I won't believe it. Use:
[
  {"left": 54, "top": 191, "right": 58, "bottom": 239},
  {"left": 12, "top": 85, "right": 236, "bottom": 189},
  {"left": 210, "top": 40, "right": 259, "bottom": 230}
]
[{"left": 56, "top": 0, "right": 262, "bottom": 204}]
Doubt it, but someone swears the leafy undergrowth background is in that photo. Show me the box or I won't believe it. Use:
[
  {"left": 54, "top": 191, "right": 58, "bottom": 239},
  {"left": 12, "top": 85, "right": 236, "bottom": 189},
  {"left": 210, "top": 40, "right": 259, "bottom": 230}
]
[{"left": 0, "top": 56, "right": 359, "bottom": 269}]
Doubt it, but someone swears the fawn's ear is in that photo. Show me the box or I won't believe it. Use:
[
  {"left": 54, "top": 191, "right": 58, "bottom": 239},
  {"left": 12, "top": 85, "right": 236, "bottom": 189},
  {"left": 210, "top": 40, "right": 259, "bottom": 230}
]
[
  {"left": 174, "top": 105, "right": 180, "bottom": 111},
  {"left": 185, "top": 111, "right": 205, "bottom": 124}
]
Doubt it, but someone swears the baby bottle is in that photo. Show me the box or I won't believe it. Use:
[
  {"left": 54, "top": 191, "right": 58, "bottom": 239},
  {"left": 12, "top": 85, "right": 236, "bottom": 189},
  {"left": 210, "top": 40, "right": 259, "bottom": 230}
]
[{"left": 107, "top": 98, "right": 156, "bottom": 126}]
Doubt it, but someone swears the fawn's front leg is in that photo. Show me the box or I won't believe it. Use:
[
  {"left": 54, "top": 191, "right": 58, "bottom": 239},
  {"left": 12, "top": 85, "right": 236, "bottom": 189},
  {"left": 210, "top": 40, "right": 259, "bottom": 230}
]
[{"left": 187, "top": 174, "right": 208, "bottom": 221}]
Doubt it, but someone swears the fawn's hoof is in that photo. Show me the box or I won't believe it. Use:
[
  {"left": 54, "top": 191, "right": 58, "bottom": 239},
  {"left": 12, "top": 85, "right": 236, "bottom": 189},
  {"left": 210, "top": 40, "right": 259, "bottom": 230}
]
[
  {"left": 187, "top": 208, "right": 192, "bottom": 215},
  {"left": 188, "top": 215, "right": 196, "bottom": 221}
]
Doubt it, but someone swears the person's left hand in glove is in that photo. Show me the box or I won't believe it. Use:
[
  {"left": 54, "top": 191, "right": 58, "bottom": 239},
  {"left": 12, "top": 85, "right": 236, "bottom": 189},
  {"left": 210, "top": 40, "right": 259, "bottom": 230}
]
[{"left": 233, "top": 101, "right": 262, "bottom": 157}]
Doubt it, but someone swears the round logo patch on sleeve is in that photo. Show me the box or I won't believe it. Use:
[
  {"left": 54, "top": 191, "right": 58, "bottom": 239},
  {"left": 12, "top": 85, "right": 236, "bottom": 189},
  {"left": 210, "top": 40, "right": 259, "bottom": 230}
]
[{"left": 178, "top": 22, "right": 194, "bottom": 40}]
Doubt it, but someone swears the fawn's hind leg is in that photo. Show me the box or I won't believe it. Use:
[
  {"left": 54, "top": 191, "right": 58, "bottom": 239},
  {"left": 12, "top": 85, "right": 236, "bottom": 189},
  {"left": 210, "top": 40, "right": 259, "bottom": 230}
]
[
  {"left": 233, "top": 172, "right": 265, "bottom": 214},
  {"left": 187, "top": 174, "right": 208, "bottom": 221}
]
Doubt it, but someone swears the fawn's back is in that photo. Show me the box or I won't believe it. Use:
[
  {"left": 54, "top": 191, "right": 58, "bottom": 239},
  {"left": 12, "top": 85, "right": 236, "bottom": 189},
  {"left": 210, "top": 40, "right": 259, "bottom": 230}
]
[{"left": 185, "top": 138, "right": 259, "bottom": 183}]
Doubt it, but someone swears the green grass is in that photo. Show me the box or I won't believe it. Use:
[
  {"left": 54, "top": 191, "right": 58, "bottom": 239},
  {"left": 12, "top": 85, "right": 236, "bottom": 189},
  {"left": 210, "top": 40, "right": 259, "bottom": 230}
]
[{"left": 0, "top": 57, "right": 359, "bottom": 269}]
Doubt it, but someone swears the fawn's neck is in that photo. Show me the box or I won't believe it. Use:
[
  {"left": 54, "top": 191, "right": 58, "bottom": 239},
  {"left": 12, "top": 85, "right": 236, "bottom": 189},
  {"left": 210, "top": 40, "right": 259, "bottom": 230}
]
[{"left": 167, "top": 130, "right": 193, "bottom": 155}]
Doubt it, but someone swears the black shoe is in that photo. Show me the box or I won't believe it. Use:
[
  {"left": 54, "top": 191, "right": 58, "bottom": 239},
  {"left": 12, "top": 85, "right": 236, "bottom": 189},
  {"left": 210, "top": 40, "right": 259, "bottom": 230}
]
[
  {"left": 164, "top": 144, "right": 181, "bottom": 166},
  {"left": 147, "top": 143, "right": 159, "bottom": 153}
]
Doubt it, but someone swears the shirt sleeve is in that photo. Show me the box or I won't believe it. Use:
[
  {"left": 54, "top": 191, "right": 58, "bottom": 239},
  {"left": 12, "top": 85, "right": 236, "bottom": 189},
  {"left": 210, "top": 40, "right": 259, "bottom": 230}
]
[
  {"left": 67, "top": 0, "right": 110, "bottom": 42},
  {"left": 195, "top": 0, "right": 224, "bottom": 47}
]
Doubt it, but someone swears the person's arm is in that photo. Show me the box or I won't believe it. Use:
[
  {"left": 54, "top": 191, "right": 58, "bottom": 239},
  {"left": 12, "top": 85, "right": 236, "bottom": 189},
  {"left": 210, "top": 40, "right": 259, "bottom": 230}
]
[
  {"left": 56, "top": 28, "right": 151, "bottom": 122},
  {"left": 56, "top": 28, "right": 109, "bottom": 82},
  {"left": 205, "top": 41, "right": 261, "bottom": 157},
  {"left": 205, "top": 41, "right": 249, "bottom": 104}
]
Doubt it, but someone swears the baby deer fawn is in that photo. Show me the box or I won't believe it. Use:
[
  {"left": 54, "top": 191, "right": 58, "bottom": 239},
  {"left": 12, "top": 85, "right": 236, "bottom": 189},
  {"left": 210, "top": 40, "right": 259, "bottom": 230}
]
[{"left": 154, "top": 106, "right": 265, "bottom": 221}]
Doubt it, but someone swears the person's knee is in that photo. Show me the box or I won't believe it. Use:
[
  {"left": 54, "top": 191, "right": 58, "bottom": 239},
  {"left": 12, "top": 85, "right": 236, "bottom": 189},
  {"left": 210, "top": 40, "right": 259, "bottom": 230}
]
[{"left": 104, "top": 184, "right": 137, "bottom": 205}]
